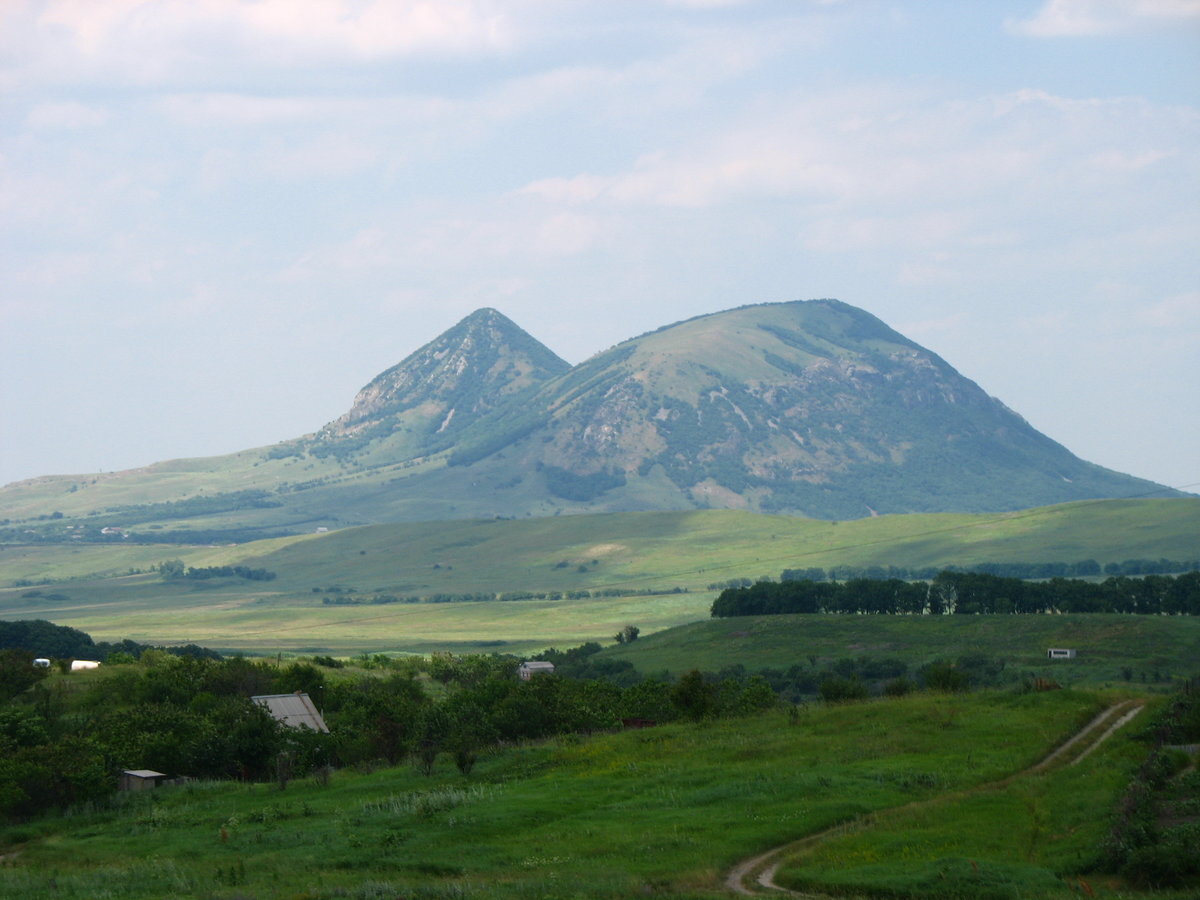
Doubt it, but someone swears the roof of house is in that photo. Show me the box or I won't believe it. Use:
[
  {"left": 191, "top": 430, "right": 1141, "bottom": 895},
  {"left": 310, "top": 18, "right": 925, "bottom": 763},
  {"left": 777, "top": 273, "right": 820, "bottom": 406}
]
[
  {"left": 122, "top": 769, "right": 167, "bottom": 779},
  {"left": 251, "top": 691, "right": 329, "bottom": 733}
]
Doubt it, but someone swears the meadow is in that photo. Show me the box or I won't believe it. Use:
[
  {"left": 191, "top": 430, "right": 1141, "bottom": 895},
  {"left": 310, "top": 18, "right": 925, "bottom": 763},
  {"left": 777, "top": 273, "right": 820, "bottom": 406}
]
[
  {"left": 0, "top": 498, "right": 1196, "bottom": 656},
  {"left": 605, "top": 613, "right": 1200, "bottom": 688},
  {"left": 4, "top": 687, "right": 1182, "bottom": 900}
]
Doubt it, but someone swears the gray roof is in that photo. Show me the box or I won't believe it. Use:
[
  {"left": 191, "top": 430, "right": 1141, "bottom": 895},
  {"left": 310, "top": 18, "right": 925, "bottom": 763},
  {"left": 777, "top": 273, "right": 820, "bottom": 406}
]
[
  {"left": 122, "top": 769, "right": 167, "bottom": 778},
  {"left": 252, "top": 692, "right": 329, "bottom": 733}
]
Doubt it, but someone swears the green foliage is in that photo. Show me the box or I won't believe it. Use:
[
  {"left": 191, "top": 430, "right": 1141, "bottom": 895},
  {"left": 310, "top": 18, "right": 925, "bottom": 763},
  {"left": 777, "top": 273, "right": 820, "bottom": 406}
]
[
  {"left": 0, "top": 649, "right": 49, "bottom": 703},
  {"left": 921, "top": 660, "right": 971, "bottom": 693},
  {"left": 0, "top": 619, "right": 96, "bottom": 658},
  {"left": 671, "top": 669, "right": 717, "bottom": 721},
  {"left": 540, "top": 464, "right": 626, "bottom": 501},
  {"left": 0, "top": 689, "right": 1124, "bottom": 899},
  {"left": 713, "top": 570, "right": 1200, "bottom": 617}
]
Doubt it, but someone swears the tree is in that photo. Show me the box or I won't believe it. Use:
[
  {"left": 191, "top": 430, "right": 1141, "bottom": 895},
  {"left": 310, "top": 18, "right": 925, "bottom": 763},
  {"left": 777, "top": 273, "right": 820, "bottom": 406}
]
[
  {"left": 0, "top": 649, "right": 49, "bottom": 702},
  {"left": 413, "top": 705, "right": 449, "bottom": 776},
  {"left": 671, "top": 670, "right": 717, "bottom": 722},
  {"left": 614, "top": 624, "right": 640, "bottom": 644}
]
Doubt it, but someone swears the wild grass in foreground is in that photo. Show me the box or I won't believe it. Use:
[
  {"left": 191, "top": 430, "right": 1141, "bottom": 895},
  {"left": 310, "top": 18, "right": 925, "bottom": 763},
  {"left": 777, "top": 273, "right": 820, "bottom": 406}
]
[
  {"left": 1, "top": 689, "right": 1164, "bottom": 900},
  {"left": 774, "top": 695, "right": 1198, "bottom": 900}
]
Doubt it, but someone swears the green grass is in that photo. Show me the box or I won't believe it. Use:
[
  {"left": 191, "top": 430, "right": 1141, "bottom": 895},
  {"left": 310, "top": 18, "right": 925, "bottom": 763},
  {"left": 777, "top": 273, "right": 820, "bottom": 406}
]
[
  {"left": 0, "top": 500, "right": 1195, "bottom": 655},
  {"left": 771, "top": 702, "right": 1165, "bottom": 899},
  {"left": 2, "top": 688, "right": 1162, "bottom": 900},
  {"left": 602, "top": 613, "right": 1200, "bottom": 687}
]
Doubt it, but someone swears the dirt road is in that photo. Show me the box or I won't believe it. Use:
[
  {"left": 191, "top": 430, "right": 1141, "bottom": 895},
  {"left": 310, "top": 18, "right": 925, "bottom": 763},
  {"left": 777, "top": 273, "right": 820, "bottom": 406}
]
[{"left": 725, "top": 699, "right": 1144, "bottom": 897}]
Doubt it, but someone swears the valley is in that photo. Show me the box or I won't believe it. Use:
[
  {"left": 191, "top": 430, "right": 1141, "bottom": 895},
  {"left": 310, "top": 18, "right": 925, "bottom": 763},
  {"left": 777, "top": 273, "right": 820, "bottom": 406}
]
[{"left": 1, "top": 499, "right": 1196, "bottom": 655}]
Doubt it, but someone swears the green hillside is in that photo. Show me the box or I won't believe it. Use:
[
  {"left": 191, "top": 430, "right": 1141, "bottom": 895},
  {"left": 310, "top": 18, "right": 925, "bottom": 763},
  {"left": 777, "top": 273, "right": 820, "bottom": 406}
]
[
  {"left": 0, "top": 498, "right": 1195, "bottom": 655},
  {"left": 0, "top": 689, "right": 1176, "bottom": 900},
  {"left": 601, "top": 612, "right": 1200, "bottom": 688}
]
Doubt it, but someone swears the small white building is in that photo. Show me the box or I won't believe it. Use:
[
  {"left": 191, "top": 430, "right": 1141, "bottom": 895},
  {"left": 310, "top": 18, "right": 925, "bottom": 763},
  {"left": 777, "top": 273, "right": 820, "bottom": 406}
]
[
  {"left": 119, "top": 769, "right": 167, "bottom": 792},
  {"left": 1047, "top": 648, "right": 1076, "bottom": 660},
  {"left": 518, "top": 661, "right": 555, "bottom": 680},
  {"left": 33, "top": 658, "right": 51, "bottom": 668},
  {"left": 70, "top": 659, "right": 101, "bottom": 671}
]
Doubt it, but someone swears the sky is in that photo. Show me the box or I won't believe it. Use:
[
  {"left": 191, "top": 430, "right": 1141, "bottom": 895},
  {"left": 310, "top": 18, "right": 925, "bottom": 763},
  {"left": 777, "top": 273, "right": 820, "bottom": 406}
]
[{"left": 1, "top": 0, "right": 1198, "bottom": 493}]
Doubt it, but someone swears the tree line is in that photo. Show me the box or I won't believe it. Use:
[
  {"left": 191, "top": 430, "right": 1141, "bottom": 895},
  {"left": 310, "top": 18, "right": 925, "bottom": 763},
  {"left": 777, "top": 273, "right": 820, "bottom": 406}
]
[
  {"left": 704, "top": 558, "right": 1200, "bottom": 590},
  {"left": 0, "top": 619, "right": 221, "bottom": 663},
  {"left": 768, "top": 557, "right": 1199, "bottom": 584},
  {"left": 157, "top": 561, "right": 277, "bottom": 581},
  {"left": 711, "top": 570, "right": 1200, "bottom": 617}
]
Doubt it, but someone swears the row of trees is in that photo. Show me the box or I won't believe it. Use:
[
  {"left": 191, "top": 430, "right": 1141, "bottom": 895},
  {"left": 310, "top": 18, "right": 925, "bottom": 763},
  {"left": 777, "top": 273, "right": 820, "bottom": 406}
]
[
  {"left": 712, "top": 571, "right": 1200, "bottom": 617},
  {"left": 0, "top": 619, "right": 221, "bottom": 665},
  {"left": 775, "top": 558, "right": 1199, "bottom": 584},
  {"left": 157, "top": 560, "right": 276, "bottom": 581}
]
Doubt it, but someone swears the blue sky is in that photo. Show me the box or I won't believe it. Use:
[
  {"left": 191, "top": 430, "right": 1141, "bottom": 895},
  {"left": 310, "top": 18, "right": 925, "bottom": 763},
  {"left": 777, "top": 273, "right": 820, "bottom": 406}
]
[{"left": 2, "top": 0, "right": 1197, "bottom": 492}]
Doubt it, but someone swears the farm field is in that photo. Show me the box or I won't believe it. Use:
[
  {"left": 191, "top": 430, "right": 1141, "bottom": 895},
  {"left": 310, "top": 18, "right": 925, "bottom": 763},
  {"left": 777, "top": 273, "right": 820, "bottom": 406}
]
[
  {"left": 0, "top": 498, "right": 1196, "bottom": 656},
  {"left": 3, "top": 688, "right": 1183, "bottom": 900}
]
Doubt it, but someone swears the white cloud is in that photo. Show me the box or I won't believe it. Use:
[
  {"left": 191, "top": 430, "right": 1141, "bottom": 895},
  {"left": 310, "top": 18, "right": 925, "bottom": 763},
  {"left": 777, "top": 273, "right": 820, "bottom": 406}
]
[
  {"left": 1138, "top": 291, "right": 1200, "bottom": 328},
  {"left": 12, "top": 0, "right": 512, "bottom": 86},
  {"left": 1009, "top": 0, "right": 1200, "bottom": 37},
  {"left": 25, "top": 100, "right": 110, "bottom": 129}
]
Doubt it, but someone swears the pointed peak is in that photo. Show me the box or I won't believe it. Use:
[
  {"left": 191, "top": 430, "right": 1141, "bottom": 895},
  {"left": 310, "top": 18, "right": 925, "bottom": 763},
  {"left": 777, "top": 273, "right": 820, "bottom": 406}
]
[{"left": 324, "top": 307, "right": 569, "bottom": 439}]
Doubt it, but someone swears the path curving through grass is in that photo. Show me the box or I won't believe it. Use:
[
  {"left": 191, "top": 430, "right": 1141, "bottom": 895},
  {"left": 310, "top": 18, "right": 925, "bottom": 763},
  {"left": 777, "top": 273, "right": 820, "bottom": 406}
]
[{"left": 725, "top": 698, "right": 1145, "bottom": 897}]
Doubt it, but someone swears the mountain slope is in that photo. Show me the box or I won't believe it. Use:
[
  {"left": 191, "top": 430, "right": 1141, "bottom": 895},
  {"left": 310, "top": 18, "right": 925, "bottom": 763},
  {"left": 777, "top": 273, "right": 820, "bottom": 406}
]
[
  {"left": 442, "top": 300, "right": 1169, "bottom": 518},
  {"left": 0, "top": 299, "right": 1179, "bottom": 537},
  {"left": 281, "top": 307, "right": 570, "bottom": 466}
]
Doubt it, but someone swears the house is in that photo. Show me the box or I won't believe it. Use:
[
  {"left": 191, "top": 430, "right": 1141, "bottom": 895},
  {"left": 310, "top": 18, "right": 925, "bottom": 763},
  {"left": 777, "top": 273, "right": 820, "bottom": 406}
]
[
  {"left": 70, "top": 659, "right": 101, "bottom": 671},
  {"left": 32, "top": 658, "right": 51, "bottom": 668},
  {"left": 518, "top": 661, "right": 555, "bottom": 680},
  {"left": 1047, "top": 648, "right": 1076, "bottom": 659},
  {"left": 119, "top": 769, "right": 167, "bottom": 792},
  {"left": 252, "top": 691, "right": 329, "bottom": 733}
]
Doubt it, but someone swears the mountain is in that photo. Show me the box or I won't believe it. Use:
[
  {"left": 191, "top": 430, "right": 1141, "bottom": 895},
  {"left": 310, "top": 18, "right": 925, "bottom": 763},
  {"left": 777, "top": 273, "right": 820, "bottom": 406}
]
[
  {"left": 0, "top": 299, "right": 1178, "bottom": 539},
  {"left": 274, "top": 308, "right": 570, "bottom": 467},
  {"left": 437, "top": 299, "right": 1170, "bottom": 518}
]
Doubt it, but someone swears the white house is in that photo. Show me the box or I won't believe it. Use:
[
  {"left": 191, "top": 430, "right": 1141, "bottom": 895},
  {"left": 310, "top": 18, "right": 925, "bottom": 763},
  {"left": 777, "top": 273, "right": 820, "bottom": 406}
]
[
  {"left": 70, "top": 659, "right": 101, "bottom": 671},
  {"left": 1047, "top": 648, "right": 1076, "bottom": 659}
]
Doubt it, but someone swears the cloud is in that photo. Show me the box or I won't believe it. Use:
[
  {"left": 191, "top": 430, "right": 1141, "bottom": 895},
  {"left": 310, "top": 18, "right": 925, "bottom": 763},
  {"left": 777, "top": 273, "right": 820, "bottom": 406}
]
[
  {"left": 12, "top": 0, "right": 512, "bottom": 86},
  {"left": 515, "top": 86, "right": 1193, "bottom": 227},
  {"left": 25, "top": 100, "right": 110, "bottom": 129},
  {"left": 1139, "top": 291, "right": 1200, "bottom": 328},
  {"left": 1009, "top": 0, "right": 1200, "bottom": 37}
]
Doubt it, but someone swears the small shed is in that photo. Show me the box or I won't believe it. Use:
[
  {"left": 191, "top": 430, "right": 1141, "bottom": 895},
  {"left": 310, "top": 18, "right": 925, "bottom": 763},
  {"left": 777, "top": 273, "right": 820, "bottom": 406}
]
[
  {"left": 252, "top": 691, "right": 329, "bottom": 733},
  {"left": 518, "top": 661, "right": 555, "bottom": 680},
  {"left": 70, "top": 659, "right": 101, "bottom": 671},
  {"left": 119, "top": 769, "right": 167, "bottom": 792},
  {"left": 1047, "top": 648, "right": 1076, "bottom": 659},
  {"left": 32, "top": 658, "right": 51, "bottom": 668}
]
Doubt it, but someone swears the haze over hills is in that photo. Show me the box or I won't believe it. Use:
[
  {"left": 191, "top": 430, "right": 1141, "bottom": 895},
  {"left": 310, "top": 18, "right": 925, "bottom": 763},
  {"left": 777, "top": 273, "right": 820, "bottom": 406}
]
[{"left": 0, "top": 299, "right": 1178, "bottom": 540}]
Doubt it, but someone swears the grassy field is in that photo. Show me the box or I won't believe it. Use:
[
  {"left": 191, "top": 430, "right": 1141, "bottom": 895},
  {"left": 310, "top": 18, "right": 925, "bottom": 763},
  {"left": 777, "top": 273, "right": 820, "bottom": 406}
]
[
  {"left": 771, "top": 701, "right": 1158, "bottom": 899},
  {"left": 0, "top": 499, "right": 1196, "bottom": 656},
  {"left": 603, "top": 613, "right": 1200, "bottom": 688},
  {"left": 5, "top": 688, "right": 1183, "bottom": 900}
]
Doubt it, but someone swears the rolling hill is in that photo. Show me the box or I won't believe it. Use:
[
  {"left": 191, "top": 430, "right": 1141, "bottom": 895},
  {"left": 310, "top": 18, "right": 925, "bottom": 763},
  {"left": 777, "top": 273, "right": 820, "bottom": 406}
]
[{"left": 1, "top": 498, "right": 1195, "bottom": 654}]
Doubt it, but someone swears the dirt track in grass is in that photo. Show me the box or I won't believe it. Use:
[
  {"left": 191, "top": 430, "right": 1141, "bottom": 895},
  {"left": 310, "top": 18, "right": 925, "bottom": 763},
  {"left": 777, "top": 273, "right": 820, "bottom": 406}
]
[{"left": 725, "top": 698, "right": 1145, "bottom": 897}]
